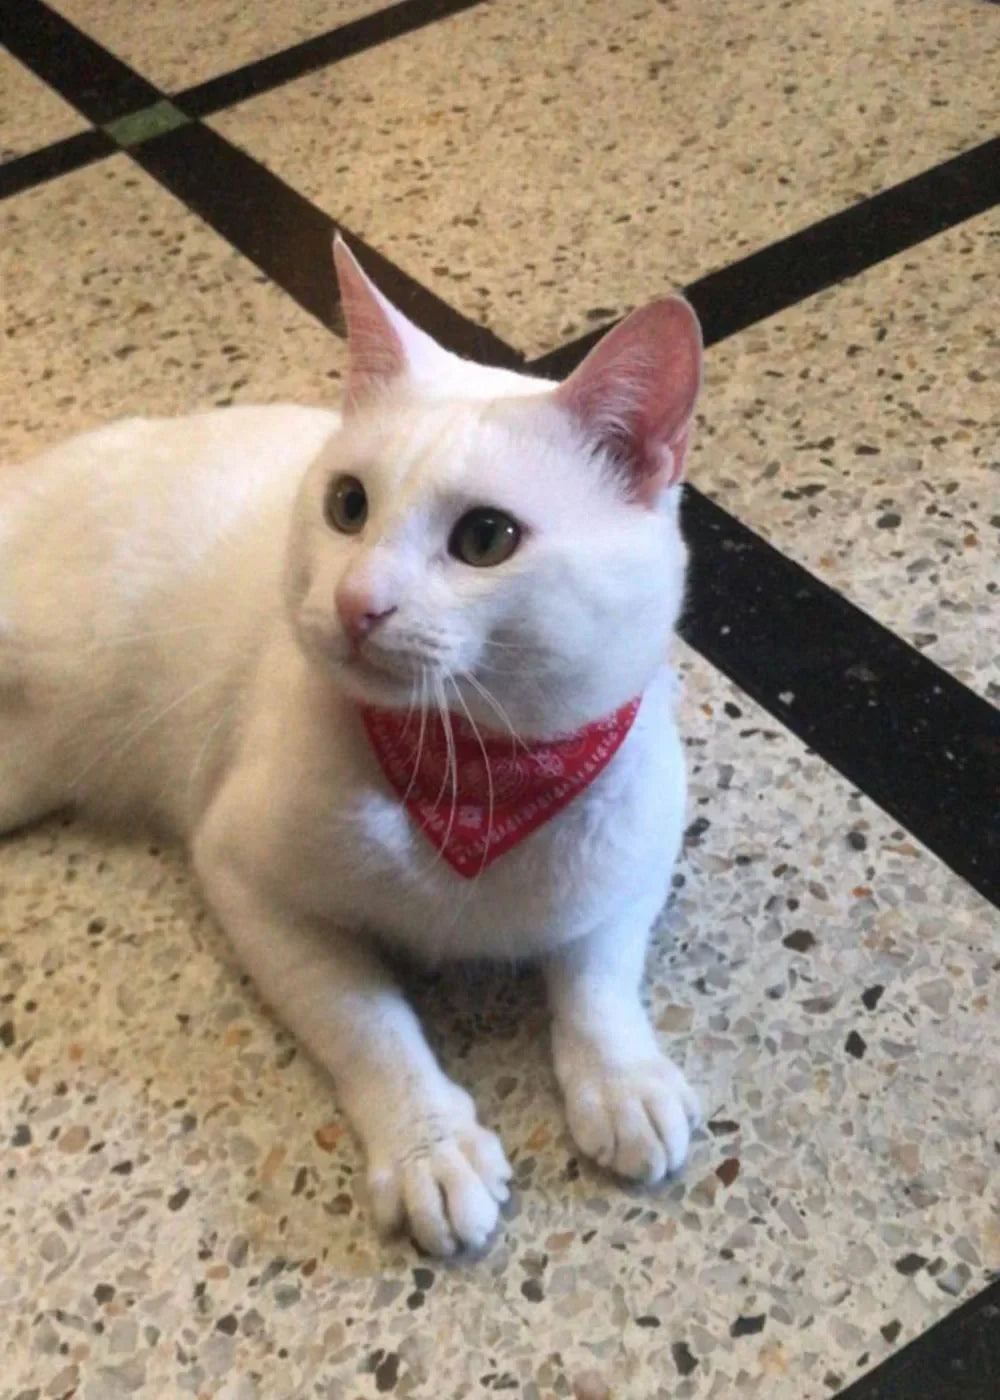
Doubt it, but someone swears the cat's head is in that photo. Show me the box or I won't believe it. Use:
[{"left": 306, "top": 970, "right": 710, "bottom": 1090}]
[{"left": 284, "top": 238, "right": 702, "bottom": 738}]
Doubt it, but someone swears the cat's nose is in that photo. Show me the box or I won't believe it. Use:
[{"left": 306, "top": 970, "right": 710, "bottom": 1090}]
[{"left": 335, "top": 587, "right": 397, "bottom": 647}]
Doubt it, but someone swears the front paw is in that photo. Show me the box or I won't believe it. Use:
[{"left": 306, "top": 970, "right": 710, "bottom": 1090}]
[
  {"left": 365, "top": 1096, "right": 512, "bottom": 1257},
  {"left": 562, "top": 1054, "right": 700, "bottom": 1184}
]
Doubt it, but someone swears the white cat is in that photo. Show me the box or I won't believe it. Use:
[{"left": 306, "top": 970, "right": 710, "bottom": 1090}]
[{"left": 0, "top": 239, "right": 703, "bottom": 1256}]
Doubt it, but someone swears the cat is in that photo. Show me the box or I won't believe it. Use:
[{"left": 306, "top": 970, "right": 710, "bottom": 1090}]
[{"left": 0, "top": 238, "right": 703, "bottom": 1256}]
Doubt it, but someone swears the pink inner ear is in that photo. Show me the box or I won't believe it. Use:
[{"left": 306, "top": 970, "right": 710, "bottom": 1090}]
[
  {"left": 333, "top": 238, "right": 408, "bottom": 410},
  {"left": 555, "top": 297, "right": 703, "bottom": 504}
]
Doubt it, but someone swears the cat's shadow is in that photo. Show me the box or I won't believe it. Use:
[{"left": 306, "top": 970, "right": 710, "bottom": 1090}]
[{"left": 392, "top": 949, "right": 547, "bottom": 1053}]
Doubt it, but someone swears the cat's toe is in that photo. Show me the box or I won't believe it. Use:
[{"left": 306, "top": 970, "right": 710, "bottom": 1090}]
[
  {"left": 461, "top": 1122, "right": 514, "bottom": 1203},
  {"left": 368, "top": 1124, "right": 511, "bottom": 1256},
  {"left": 565, "top": 1056, "right": 699, "bottom": 1185}
]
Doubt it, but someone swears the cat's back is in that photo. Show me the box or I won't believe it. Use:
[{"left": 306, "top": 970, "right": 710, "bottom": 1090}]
[
  {"left": 0, "top": 405, "right": 339, "bottom": 831},
  {"left": 1, "top": 405, "right": 338, "bottom": 630},
  {"left": 3, "top": 404, "right": 338, "bottom": 547}
]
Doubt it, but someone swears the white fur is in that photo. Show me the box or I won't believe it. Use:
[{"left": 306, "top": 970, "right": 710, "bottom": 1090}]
[{"left": 0, "top": 252, "right": 701, "bottom": 1255}]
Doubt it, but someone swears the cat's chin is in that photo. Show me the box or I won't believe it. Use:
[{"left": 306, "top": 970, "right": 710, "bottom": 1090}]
[{"left": 330, "top": 654, "right": 418, "bottom": 711}]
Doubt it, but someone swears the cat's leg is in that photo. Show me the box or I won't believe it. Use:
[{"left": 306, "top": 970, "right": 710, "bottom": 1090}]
[
  {"left": 544, "top": 901, "right": 700, "bottom": 1184},
  {"left": 192, "top": 827, "right": 511, "bottom": 1256}
]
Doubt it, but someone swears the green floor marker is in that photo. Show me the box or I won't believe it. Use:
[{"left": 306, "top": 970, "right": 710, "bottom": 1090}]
[{"left": 104, "top": 100, "right": 190, "bottom": 148}]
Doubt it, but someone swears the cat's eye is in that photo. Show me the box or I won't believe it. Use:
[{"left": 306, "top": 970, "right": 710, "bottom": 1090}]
[
  {"left": 448, "top": 508, "right": 522, "bottom": 568},
  {"left": 325, "top": 474, "right": 368, "bottom": 534}
]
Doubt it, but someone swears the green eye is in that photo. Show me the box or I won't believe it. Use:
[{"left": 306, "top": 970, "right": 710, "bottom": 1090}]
[
  {"left": 448, "top": 508, "right": 522, "bottom": 568},
  {"left": 325, "top": 474, "right": 368, "bottom": 534}
]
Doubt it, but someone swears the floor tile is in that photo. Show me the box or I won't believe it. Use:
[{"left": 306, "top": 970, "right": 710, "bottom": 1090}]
[
  {"left": 2, "top": 647, "right": 996, "bottom": 1399},
  {"left": 2, "top": 1, "right": 997, "bottom": 1390},
  {"left": 53, "top": 0, "right": 393, "bottom": 93},
  {"left": 0, "top": 50, "right": 88, "bottom": 161},
  {"left": 0, "top": 155, "right": 345, "bottom": 461},
  {"left": 692, "top": 209, "right": 1000, "bottom": 703},
  {"left": 210, "top": 0, "right": 1000, "bottom": 355}
]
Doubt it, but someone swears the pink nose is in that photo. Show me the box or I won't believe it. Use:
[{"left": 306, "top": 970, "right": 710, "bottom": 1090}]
[{"left": 335, "top": 587, "right": 396, "bottom": 647}]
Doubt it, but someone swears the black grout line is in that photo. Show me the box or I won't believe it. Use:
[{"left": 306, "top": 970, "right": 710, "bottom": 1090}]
[
  {"left": 833, "top": 1277, "right": 1000, "bottom": 1400},
  {"left": 1, "top": 0, "right": 160, "bottom": 124},
  {"left": 175, "top": 0, "right": 490, "bottom": 118},
  {"left": 130, "top": 121, "right": 523, "bottom": 370},
  {"left": 0, "top": 0, "right": 491, "bottom": 203},
  {"left": 65, "top": 124, "right": 1000, "bottom": 908},
  {"left": 5, "top": 0, "right": 999, "bottom": 912},
  {"left": 528, "top": 135, "right": 1000, "bottom": 375},
  {"left": 0, "top": 129, "right": 116, "bottom": 201},
  {"left": 679, "top": 490, "right": 1000, "bottom": 908},
  {"left": 5, "top": 0, "right": 1000, "bottom": 904},
  {"left": 0, "top": 0, "right": 519, "bottom": 365},
  {"left": 133, "top": 120, "right": 1000, "bottom": 910},
  {"left": 4, "top": 0, "right": 1000, "bottom": 1389}
]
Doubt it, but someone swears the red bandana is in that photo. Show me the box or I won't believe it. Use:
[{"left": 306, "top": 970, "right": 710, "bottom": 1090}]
[{"left": 361, "top": 698, "right": 641, "bottom": 878}]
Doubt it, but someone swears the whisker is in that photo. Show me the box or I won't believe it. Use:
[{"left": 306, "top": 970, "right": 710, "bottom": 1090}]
[
  {"left": 401, "top": 666, "right": 429, "bottom": 807},
  {"left": 461, "top": 671, "right": 527, "bottom": 754},
  {"left": 430, "top": 672, "right": 454, "bottom": 815},
  {"left": 400, "top": 665, "right": 420, "bottom": 736},
  {"left": 20, "top": 621, "right": 224, "bottom": 658},
  {"left": 449, "top": 675, "right": 494, "bottom": 884},
  {"left": 187, "top": 693, "right": 237, "bottom": 802},
  {"left": 412, "top": 674, "right": 459, "bottom": 882},
  {"left": 437, "top": 675, "right": 460, "bottom": 862},
  {"left": 84, "top": 622, "right": 223, "bottom": 646},
  {"left": 69, "top": 674, "right": 218, "bottom": 793},
  {"left": 474, "top": 662, "right": 560, "bottom": 709}
]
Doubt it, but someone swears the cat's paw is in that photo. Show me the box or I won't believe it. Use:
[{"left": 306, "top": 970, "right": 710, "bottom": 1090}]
[
  {"left": 366, "top": 1109, "right": 512, "bottom": 1257},
  {"left": 562, "top": 1054, "right": 700, "bottom": 1184}
]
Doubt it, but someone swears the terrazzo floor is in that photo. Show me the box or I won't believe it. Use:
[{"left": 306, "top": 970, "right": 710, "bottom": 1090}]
[{"left": 2, "top": 3, "right": 998, "bottom": 1399}]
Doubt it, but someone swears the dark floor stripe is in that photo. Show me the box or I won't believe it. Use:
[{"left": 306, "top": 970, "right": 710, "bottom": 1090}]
[
  {"left": 0, "top": 129, "right": 115, "bottom": 201},
  {"left": 0, "top": 0, "right": 160, "bottom": 124},
  {"left": 679, "top": 489, "right": 1000, "bottom": 908},
  {"left": 0, "top": 0, "right": 520, "bottom": 365},
  {"left": 6, "top": 4, "right": 1000, "bottom": 1387},
  {"left": 21, "top": 90, "right": 992, "bottom": 910},
  {"left": 130, "top": 121, "right": 523, "bottom": 369},
  {"left": 177, "top": 0, "right": 489, "bottom": 118},
  {"left": 6, "top": 0, "right": 998, "bottom": 908},
  {"left": 131, "top": 113, "right": 1000, "bottom": 908},
  {"left": 134, "top": 122, "right": 1000, "bottom": 908},
  {"left": 835, "top": 1278, "right": 1000, "bottom": 1400},
  {"left": 528, "top": 135, "right": 1000, "bottom": 377}
]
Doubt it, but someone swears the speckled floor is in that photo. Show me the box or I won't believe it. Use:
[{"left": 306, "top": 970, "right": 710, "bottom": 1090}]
[{"left": 2, "top": 3, "right": 999, "bottom": 1399}]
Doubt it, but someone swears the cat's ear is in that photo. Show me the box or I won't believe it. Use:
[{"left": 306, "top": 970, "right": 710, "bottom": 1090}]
[
  {"left": 553, "top": 297, "right": 702, "bottom": 505},
  {"left": 333, "top": 235, "right": 449, "bottom": 411}
]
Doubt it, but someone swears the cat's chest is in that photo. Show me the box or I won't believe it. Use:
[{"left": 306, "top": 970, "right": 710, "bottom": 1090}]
[
  {"left": 238, "top": 661, "right": 686, "bottom": 959},
  {"left": 310, "top": 705, "right": 685, "bottom": 959}
]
